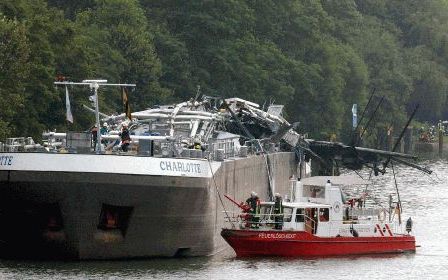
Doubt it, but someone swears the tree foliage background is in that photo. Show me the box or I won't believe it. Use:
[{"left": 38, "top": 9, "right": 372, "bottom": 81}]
[{"left": 1, "top": 0, "right": 448, "bottom": 142}]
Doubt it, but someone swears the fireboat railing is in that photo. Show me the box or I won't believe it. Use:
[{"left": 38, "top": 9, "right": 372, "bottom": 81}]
[
  {"left": 223, "top": 212, "right": 284, "bottom": 227},
  {"left": 223, "top": 212, "right": 316, "bottom": 229},
  {"left": 303, "top": 214, "right": 317, "bottom": 233},
  {"left": 223, "top": 211, "right": 387, "bottom": 225},
  {"left": 222, "top": 211, "right": 409, "bottom": 235}
]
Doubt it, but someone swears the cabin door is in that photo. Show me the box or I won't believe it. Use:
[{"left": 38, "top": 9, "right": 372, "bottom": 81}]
[
  {"left": 305, "top": 208, "right": 318, "bottom": 234},
  {"left": 316, "top": 208, "right": 330, "bottom": 236},
  {"left": 291, "top": 208, "right": 305, "bottom": 231}
]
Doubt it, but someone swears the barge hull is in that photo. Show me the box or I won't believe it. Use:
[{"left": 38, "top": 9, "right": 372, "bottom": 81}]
[{"left": 0, "top": 152, "right": 298, "bottom": 259}]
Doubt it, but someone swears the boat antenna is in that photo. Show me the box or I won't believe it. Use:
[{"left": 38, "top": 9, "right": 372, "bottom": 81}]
[
  {"left": 54, "top": 80, "right": 136, "bottom": 154},
  {"left": 357, "top": 96, "right": 384, "bottom": 145},
  {"left": 207, "top": 158, "right": 235, "bottom": 229},
  {"left": 347, "top": 94, "right": 382, "bottom": 176},
  {"left": 351, "top": 88, "right": 376, "bottom": 145},
  {"left": 382, "top": 104, "right": 419, "bottom": 172},
  {"left": 391, "top": 161, "right": 402, "bottom": 225}
]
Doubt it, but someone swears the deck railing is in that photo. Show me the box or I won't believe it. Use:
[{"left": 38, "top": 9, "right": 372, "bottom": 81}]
[{"left": 222, "top": 211, "right": 411, "bottom": 236}]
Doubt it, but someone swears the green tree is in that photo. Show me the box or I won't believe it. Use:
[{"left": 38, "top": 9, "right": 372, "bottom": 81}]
[
  {"left": 75, "top": 0, "right": 169, "bottom": 112},
  {"left": 0, "top": 17, "right": 29, "bottom": 140}
]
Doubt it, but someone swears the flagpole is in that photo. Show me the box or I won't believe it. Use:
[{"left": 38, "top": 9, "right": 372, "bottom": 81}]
[
  {"left": 55, "top": 80, "right": 136, "bottom": 154},
  {"left": 92, "top": 82, "right": 101, "bottom": 153}
]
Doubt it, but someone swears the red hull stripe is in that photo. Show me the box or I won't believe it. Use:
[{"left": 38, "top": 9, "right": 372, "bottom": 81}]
[
  {"left": 385, "top": 224, "right": 393, "bottom": 236},
  {"left": 376, "top": 224, "right": 384, "bottom": 236}
]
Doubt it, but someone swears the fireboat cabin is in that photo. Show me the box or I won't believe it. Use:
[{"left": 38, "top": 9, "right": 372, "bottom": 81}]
[{"left": 221, "top": 175, "right": 416, "bottom": 257}]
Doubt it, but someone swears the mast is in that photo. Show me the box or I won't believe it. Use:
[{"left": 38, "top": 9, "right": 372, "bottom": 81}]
[{"left": 54, "top": 80, "right": 136, "bottom": 153}]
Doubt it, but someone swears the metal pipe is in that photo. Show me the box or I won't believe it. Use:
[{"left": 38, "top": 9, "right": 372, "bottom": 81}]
[
  {"left": 101, "top": 135, "right": 173, "bottom": 141},
  {"left": 93, "top": 83, "right": 101, "bottom": 153},
  {"left": 135, "top": 114, "right": 216, "bottom": 121},
  {"left": 42, "top": 132, "right": 67, "bottom": 138}
]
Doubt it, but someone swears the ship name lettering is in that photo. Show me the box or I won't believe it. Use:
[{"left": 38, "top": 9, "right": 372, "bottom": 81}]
[
  {"left": 339, "top": 227, "right": 371, "bottom": 234},
  {"left": 160, "top": 160, "right": 201, "bottom": 173},
  {"left": 258, "top": 233, "right": 296, "bottom": 239},
  {"left": 0, "top": 156, "right": 13, "bottom": 166}
]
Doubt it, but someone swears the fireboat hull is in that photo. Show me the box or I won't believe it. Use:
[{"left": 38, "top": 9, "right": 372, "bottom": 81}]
[{"left": 221, "top": 229, "right": 416, "bottom": 257}]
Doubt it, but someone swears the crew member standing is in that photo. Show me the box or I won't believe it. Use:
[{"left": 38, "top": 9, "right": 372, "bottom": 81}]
[
  {"left": 246, "top": 192, "right": 260, "bottom": 228},
  {"left": 100, "top": 122, "right": 109, "bottom": 145},
  {"left": 91, "top": 125, "right": 98, "bottom": 151},
  {"left": 274, "top": 193, "right": 283, "bottom": 230},
  {"left": 120, "top": 123, "right": 131, "bottom": 152}
]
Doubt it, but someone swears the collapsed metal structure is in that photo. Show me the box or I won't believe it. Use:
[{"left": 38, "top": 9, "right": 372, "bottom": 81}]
[{"left": 1, "top": 92, "right": 426, "bottom": 176}]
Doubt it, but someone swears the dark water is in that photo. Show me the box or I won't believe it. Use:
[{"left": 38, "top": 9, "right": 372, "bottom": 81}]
[{"left": 1, "top": 160, "right": 447, "bottom": 280}]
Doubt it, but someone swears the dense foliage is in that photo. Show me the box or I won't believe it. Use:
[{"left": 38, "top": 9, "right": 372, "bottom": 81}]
[{"left": 1, "top": 0, "right": 448, "bottom": 142}]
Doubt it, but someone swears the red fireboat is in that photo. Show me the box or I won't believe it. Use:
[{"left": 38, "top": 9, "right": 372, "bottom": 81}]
[{"left": 221, "top": 176, "right": 416, "bottom": 257}]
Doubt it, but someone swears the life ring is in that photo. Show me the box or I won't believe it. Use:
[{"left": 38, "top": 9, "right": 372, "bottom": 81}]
[{"left": 378, "top": 208, "right": 386, "bottom": 223}]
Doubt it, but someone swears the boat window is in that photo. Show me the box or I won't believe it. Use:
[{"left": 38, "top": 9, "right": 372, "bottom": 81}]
[
  {"left": 319, "top": 208, "right": 329, "bottom": 222},
  {"left": 284, "top": 207, "right": 293, "bottom": 222},
  {"left": 303, "top": 185, "right": 325, "bottom": 198},
  {"left": 295, "top": 208, "right": 304, "bottom": 222}
]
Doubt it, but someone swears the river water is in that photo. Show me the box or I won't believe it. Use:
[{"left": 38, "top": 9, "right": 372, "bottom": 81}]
[{"left": 0, "top": 160, "right": 447, "bottom": 280}]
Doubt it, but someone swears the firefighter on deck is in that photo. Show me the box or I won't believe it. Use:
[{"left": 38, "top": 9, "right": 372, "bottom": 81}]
[
  {"left": 91, "top": 125, "right": 98, "bottom": 150},
  {"left": 120, "top": 123, "right": 131, "bottom": 152},
  {"left": 246, "top": 192, "right": 260, "bottom": 228},
  {"left": 274, "top": 193, "right": 284, "bottom": 230}
]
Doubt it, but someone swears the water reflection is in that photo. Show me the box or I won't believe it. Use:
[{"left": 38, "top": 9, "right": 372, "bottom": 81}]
[{"left": 0, "top": 255, "right": 223, "bottom": 279}]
